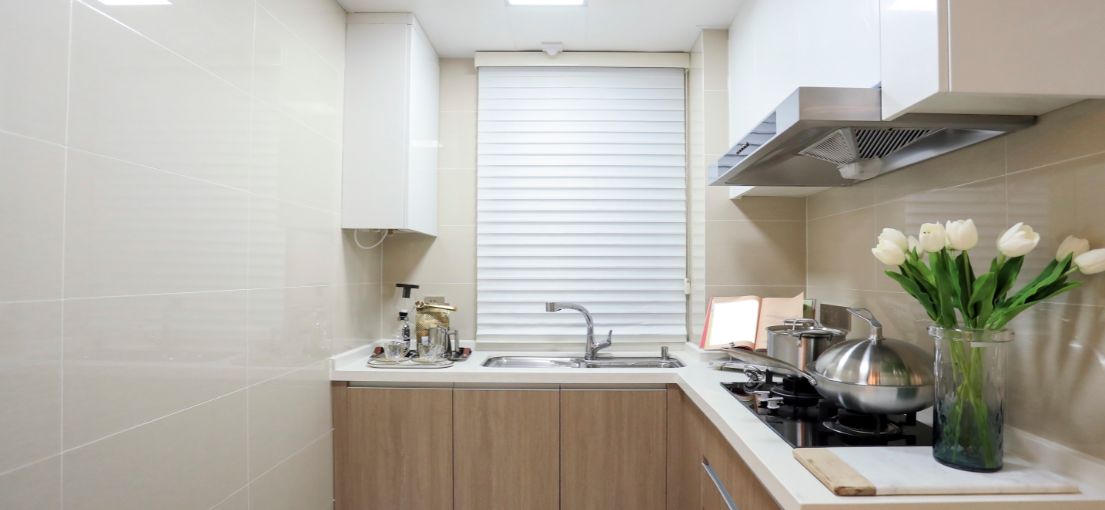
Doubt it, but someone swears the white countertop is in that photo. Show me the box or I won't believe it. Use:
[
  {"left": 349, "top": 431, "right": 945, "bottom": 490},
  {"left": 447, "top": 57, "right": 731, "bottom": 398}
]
[{"left": 330, "top": 345, "right": 1105, "bottom": 510}]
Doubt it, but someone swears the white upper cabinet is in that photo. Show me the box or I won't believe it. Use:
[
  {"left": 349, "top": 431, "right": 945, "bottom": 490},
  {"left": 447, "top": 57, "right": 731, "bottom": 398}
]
[
  {"left": 881, "top": 0, "right": 1105, "bottom": 119},
  {"left": 727, "top": 0, "right": 880, "bottom": 144},
  {"left": 342, "top": 13, "right": 439, "bottom": 236}
]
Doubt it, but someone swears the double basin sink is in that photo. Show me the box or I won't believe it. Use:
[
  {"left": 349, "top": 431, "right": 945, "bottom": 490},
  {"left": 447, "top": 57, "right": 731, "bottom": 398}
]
[{"left": 483, "top": 355, "right": 684, "bottom": 369}]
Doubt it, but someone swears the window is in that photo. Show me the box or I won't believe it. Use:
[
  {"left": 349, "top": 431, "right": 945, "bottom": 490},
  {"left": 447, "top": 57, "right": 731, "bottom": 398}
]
[{"left": 476, "top": 66, "right": 687, "bottom": 343}]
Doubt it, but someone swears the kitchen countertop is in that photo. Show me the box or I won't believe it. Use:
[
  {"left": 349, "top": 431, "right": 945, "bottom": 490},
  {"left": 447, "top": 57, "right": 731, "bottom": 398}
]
[{"left": 330, "top": 345, "right": 1105, "bottom": 510}]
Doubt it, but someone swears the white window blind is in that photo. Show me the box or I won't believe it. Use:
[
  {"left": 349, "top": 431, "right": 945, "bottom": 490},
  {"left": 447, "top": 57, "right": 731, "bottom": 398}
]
[{"left": 476, "top": 66, "right": 687, "bottom": 343}]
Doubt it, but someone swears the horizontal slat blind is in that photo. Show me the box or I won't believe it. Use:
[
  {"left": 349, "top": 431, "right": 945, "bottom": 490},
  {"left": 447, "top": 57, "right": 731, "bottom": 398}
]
[{"left": 476, "top": 67, "right": 687, "bottom": 343}]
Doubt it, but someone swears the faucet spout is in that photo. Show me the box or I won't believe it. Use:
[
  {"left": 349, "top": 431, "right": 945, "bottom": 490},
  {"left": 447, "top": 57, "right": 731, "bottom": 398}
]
[{"left": 544, "top": 302, "right": 610, "bottom": 360}]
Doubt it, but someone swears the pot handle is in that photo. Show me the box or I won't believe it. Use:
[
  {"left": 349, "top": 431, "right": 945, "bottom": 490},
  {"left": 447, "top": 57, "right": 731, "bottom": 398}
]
[
  {"left": 720, "top": 346, "right": 818, "bottom": 387},
  {"left": 846, "top": 307, "right": 883, "bottom": 342}
]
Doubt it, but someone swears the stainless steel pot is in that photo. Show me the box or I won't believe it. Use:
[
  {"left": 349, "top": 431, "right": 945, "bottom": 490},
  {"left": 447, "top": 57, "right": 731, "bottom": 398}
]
[
  {"left": 725, "top": 308, "right": 935, "bottom": 415},
  {"left": 764, "top": 319, "right": 847, "bottom": 371}
]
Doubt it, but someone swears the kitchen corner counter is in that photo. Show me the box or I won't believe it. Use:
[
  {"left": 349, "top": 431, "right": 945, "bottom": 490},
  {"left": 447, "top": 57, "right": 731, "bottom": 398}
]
[{"left": 330, "top": 346, "right": 1105, "bottom": 510}]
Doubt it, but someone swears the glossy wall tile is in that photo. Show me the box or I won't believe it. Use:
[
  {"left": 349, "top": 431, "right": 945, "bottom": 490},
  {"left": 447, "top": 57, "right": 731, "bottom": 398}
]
[
  {"left": 805, "top": 99, "right": 1105, "bottom": 462},
  {"left": 0, "top": 1, "right": 371, "bottom": 508}
]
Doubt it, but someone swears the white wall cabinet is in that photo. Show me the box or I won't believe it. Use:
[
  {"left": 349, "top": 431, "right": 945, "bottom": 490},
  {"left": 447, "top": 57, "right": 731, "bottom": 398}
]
[
  {"left": 342, "top": 13, "right": 439, "bottom": 236},
  {"left": 880, "top": 0, "right": 1105, "bottom": 119}
]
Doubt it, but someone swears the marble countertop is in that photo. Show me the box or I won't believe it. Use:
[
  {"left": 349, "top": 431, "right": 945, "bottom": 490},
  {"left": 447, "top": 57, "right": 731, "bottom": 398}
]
[{"left": 330, "top": 345, "right": 1105, "bottom": 510}]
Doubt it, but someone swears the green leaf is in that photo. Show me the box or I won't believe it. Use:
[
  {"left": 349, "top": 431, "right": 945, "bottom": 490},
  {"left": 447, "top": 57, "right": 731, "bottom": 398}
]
[
  {"left": 994, "top": 256, "right": 1024, "bottom": 303},
  {"left": 886, "top": 270, "right": 938, "bottom": 321},
  {"left": 968, "top": 272, "right": 997, "bottom": 327}
]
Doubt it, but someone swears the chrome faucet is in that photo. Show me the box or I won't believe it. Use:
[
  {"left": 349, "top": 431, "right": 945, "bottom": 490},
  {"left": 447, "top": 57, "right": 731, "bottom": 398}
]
[{"left": 545, "top": 302, "right": 612, "bottom": 360}]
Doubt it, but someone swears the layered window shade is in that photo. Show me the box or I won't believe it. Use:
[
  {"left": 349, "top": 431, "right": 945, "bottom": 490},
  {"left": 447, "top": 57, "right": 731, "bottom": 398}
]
[{"left": 476, "top": 66, "right": 687, "bottom": 343}]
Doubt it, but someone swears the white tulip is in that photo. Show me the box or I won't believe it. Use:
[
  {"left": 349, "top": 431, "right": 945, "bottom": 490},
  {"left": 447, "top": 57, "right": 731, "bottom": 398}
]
[
  {"left": 872, "top": 239, "right": 907, "bottom": 266},
  {"left": 908, "top": 236, "right": 919, "bottom": 253},
  {"left": 1055, "top": 235, "right": 1090, "bottom": 261},
  {"left": 878, "top": 228, "right": 909, "bottom": 252},
  {"left": 997, "top": 222, "right": 1041, "bottom": 258},
  {"left": 918, "top": 223, "right": 948, "bottom": 253},
  {"left": 944, "top": 219, "right": 979, "bottom": 251},
  {"left": 1074, "top": 249, "right": 1105, "bottom": 275}
]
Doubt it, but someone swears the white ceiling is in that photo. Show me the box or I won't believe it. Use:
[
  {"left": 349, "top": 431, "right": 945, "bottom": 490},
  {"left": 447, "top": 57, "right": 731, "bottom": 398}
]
[{"left": 336, "top": 0, "right": 742, "bottom": 58}]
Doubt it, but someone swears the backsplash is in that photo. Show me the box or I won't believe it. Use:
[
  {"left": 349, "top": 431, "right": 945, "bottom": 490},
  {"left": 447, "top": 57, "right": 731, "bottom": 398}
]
[
  {"left": 806, "top": 99, "right": 1105, "bottom": 461},
  {"left": 0, "top": 1, "right": 379, "bottom": 509}
]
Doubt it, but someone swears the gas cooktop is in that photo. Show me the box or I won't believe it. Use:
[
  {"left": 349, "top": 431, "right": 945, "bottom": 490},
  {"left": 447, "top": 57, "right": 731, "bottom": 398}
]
[{"left": 722, "top": 373, "right": 933, "bottom": 449}]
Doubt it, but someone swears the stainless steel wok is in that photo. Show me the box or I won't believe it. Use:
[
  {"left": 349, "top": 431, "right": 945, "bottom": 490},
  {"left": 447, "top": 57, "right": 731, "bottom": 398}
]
[{"left": 725, "top": 308, "right": 934, "bottom": 415}]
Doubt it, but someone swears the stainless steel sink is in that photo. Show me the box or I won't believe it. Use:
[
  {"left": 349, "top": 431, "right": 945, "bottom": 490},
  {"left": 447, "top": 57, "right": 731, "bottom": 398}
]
[{"left": 482, "top": 355, "right": 683, "bottom": 369}]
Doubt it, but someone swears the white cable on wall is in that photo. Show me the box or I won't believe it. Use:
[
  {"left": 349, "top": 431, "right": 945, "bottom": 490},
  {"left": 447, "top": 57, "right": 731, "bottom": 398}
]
[{"left": 353, "top": 229, "right": 389, "bottom": 250}]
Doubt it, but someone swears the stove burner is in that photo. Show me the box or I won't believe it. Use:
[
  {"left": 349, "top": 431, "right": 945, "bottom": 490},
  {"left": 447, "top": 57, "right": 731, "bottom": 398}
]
[
  {"left": 721, "top": 377, "right": 932, "bottom": 449},
  {"left": 768, "top": 375, "right": 821, "bottom": 407}
]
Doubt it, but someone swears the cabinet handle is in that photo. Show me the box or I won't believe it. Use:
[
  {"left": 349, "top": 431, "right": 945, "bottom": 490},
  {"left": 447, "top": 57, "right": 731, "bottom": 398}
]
[{"left": 702, "top": 461, "right": 740, "bottom": 510}]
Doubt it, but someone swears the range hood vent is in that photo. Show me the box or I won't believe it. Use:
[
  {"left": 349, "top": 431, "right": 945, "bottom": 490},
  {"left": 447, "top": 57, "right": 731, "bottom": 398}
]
[{"left": 711, "top": 88, "right": 1036, "bottom": 188}]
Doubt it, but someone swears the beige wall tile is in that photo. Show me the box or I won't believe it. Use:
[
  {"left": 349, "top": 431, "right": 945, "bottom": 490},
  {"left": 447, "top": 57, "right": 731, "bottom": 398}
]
[
  {"left": 701, "top": 29, "right": 729, "bottom": 92},
  {"left": 0, "top": 457, "right": 60, "bottom": 510},
  {"left": 62, "top": 392, "right": 247, "bottom": 510},
  {"left": 336, "top": 230, "right": 383, "bottom": 285},
  {"left": 704, "top": 91, "right": 730, "bottom": 155},
  {"left": 247, "top": 286, "right": 334, "bottom": 383},
  {"left": 63, "top": 291, "right": 248, "bottom": 448},
  {"left": 438, "top": 167, "right": 476, "bottom": 225},
  {"left": 253, "top": 9, "right": 343, "bottom": 141},
  {"left": 439, "top": 110, "right": 477, "bottom": 169},
  {"left": 248, "top": 432, "right": 333, "bottom": 510},
  {"left": 807, "top": 207, "right": 876, "bottom": 291},
  {"left": 806, "top": 182, "right": 878, "bottom": 220},
  {"left": 0, "top": 132, "right": 64, "bottom": 301},
  {"left": 0, "top": 0, "right": 69, "bottom": 143},
  {"left": 331, "top": 283, "right": 382, "bottom": 354},
  {"left": 805, "top": 99, "right": 1105, "bottom": 462},
  {"left": 383, "top": 226, "right": 476, "bottom": 285},
  {"left": 705, "top": 220, "right": 806, "bottom": 286},
  {"left": 871, "top": 135, "right": 1006, "bottom": 204},
  {"left": 251, "top": 103, "right": 341, "bottom": 212},
  {"left": 256, "top": 0, "right": 347, "bottom": 69},
  {"left": 1007, "top": 151, "right": 1105, "bottom": 307},
  {"left": 0, "top": 302, "right": 61, "bottom": 473},
  {"left": 64, "top": 150, "right": 250, "bottom": 298},
  {"left": 88, "top": 0, "right": 256, "bottom": 91},
  {"left": 873, "top": 177, "right": 1007, "bottom": 292},
  {"left": 1007, "top": 99, "right": 1105, "bottom": 173},
  {"left": 247, "top": 361, "right": 331, "bottom": 477},
  {"left": 249, "top": 196, "right": 338, "bottom": 289},
  {"left": 1006, "top": 303, "right": 1105, "bottom": 459},
  {"left": 707, "top": 191, "right": 805, "bottom": 222},
  {"left": 68, "top": 3, "right": 253, "bottom": 190},
  {"left": 211, "top": 488, "right": 249, "bottom": 510},
  {"left": 440, "top": 58, "right": 477, "bottom": 112}
]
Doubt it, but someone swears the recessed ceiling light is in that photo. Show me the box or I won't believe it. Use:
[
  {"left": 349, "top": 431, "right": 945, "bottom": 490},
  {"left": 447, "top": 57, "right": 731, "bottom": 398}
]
[
  {"left": 97, "top": 0, "right": 172, "bottom": 6},
  {"left": 507, "top": 0, "right": 585, "bottom": 6}
]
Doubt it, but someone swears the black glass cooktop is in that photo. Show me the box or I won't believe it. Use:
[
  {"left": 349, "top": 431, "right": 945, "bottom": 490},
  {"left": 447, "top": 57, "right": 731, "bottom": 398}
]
[{"left": 722, "top": 378, "right": 933, "bottom": 449}]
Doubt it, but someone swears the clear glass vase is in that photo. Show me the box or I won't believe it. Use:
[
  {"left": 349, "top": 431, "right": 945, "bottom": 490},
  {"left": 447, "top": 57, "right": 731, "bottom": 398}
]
[{"left": 927, "top": 326, "right": 1014, "bottom": 472}]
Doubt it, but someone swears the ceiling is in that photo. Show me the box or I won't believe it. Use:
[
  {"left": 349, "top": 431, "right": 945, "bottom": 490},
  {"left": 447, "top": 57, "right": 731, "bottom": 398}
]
[{"left": 336, "top": 0, "right": 742, "bottom": 58}]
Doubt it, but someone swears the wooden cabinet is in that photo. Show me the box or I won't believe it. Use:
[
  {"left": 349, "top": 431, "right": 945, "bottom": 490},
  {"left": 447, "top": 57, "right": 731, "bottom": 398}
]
[
  {"left": 667, "top": 385, "right": 706, "bottom": 510},
  {"left": 342, "top": 13, "right": 439, "bottom": 235},
  {"left": 332, "top": 385, "right": 452, "bottom": 510},
  {"left": 880, "top": 0, "right": 1105, "bottom": 119},
  {"left": 561, "top": 389, "right": 667, "bottom": 510},
  {"left": 453, "top": 389, "right": 560, "bottom": 510}
]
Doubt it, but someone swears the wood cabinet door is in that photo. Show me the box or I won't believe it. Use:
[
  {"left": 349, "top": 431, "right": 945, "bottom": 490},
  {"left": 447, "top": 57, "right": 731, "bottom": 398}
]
[
  {"left": 560, "top": 389, "right": 667, "bottom": 510},
  {"left": 453, "top": 389, "right": 559, "bottom": 510},
  {"left": 702, "top": 419, "right": 779, "bottom": 510},
  {"left": 667, "top": 386, "right": 706, "bottom": 510},
  {"left": 334, "top": 386, "right": 453, "bottom": 510}
]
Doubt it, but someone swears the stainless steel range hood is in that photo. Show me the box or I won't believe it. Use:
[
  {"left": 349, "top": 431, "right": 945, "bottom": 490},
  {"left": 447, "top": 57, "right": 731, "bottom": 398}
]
[{"left": 710, "top": 88, "right": 1036, "bottom": 187}]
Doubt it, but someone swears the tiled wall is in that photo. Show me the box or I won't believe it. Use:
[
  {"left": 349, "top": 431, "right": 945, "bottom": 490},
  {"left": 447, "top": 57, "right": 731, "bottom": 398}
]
[
  {"left": 0, "top": 1, "right": 381, "bottom": 509},
  {"left": 692, "top": 30, "right": 808, "bottom": 338},
  {"left": 381, "top": 59, "right": 477, "bottom": 340},
  {"left": 806, "top": 99, "right": 1105, "bottom": 461}
]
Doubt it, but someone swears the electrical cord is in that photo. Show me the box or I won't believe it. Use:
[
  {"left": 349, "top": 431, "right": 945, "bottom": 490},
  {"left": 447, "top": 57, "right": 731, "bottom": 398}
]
[{"left": 353, "top": 229, "right": 389, "bottom": 250}]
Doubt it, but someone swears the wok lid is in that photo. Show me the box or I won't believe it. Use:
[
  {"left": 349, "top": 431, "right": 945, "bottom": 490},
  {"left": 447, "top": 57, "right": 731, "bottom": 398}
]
[{"left": 812, "top": 308, "right": 934, "bottom": 387}]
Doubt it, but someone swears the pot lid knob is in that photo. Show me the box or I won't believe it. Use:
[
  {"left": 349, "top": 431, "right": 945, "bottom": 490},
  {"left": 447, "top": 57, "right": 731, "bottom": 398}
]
[{"left": 846, "top": 307, "right": 883, "bottom": 342}]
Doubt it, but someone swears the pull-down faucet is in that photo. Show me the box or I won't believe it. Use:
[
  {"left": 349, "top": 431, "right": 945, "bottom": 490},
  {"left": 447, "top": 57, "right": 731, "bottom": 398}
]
[{"left": 545, "top": 302, "right": 612, "bottom": 360}]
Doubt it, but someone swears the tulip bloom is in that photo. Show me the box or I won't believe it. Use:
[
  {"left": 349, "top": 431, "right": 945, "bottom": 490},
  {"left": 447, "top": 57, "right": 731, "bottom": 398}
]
[
  {"left": 918, "top": 223, "right": 947, "bottom": 253},
  {"left": 944, "top": 219, "right": 978, "bottom": 251},
  {"left": 996, "top": 222, "right": 1040, "bottom": 258},
  {"left": 1056, "top": 235, "right": 1090, "bottom": 261},
  {"left": 1074, "top": 249, "right": 1105, "bottom": 275}
]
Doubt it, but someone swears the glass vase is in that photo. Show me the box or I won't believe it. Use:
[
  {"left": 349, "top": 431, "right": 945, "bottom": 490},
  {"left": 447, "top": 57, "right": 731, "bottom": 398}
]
[{"left": 927, "top": 326, "right": 1014, "bottom": 472}]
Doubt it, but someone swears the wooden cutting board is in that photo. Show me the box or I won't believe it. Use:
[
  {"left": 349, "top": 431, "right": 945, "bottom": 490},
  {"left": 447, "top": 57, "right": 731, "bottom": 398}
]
[{"left": 794, "top": 447, "right": 1080, "bottom": 496}]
